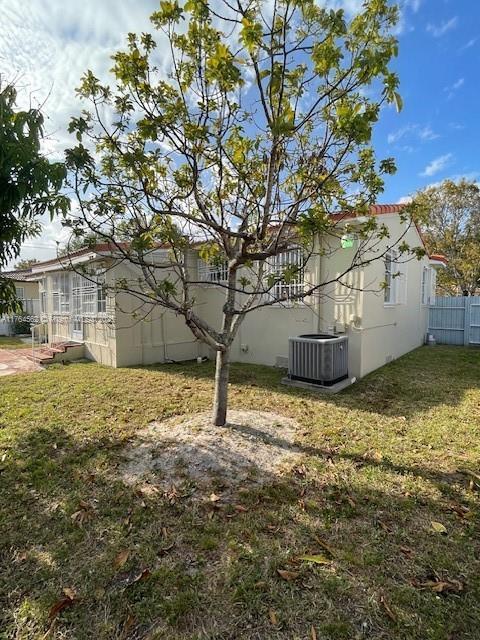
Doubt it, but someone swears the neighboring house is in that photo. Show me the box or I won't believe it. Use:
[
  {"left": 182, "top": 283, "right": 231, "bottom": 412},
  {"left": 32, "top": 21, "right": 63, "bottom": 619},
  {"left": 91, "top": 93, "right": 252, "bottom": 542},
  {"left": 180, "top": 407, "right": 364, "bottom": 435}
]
[
  {"left": 0, "top": 269, "right": 40, "bottom": 336},
  {"left": 25, "top": 204, "right": 446, "bottom": 379}
]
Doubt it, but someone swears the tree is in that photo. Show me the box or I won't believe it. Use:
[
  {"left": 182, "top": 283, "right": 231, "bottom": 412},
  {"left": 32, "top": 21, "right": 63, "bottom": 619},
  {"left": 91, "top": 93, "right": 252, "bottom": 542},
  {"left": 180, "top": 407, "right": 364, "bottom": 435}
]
[
  {"left": 13, "top": 258, "right": 41, "bottom": 271},
  {"left": 0, "top": 84, "right": 69, "bottom": 313},
  {"left": 58, "top": 232, "right": 103, "bottom": 257},
  {"left": 413, "top": 179, "right": 480, "bottom": 295},
  {"left": 66, "top": 0, "right": 414, "bottom": 426}
]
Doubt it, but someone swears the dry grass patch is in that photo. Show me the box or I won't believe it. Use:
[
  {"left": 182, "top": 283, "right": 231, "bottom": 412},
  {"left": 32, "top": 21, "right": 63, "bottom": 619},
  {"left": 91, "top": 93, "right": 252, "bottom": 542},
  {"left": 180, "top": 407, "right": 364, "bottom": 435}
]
[{"left": 121, "top": 410, "right": 301, "bottom": 494}]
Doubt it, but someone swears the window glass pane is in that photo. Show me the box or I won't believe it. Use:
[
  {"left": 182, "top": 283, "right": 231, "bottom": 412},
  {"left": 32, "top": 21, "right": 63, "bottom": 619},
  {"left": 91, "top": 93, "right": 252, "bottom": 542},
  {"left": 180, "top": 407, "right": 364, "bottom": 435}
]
[
  {"left": 268, "top": 248, "right": 305, "bottom": 301},
  {"left": 384, "top": 253, "right": 394, "bottom": 303}
]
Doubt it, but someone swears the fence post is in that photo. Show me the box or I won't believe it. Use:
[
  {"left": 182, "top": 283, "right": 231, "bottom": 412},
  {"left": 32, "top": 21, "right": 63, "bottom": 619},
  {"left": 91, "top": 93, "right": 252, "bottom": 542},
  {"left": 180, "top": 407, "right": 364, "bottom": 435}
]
[{"left": 464, "top": 297, "right": 471, "bottom": 346}]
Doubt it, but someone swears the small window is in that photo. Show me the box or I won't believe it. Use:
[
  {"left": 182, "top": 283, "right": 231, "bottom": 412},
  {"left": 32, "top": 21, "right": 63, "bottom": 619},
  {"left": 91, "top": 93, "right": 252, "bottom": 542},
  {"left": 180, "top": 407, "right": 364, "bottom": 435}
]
[
  {"left": 422, "top": 266, "right": 432, "bottom": 305},
  {"left": 15, "top": 286, "right": 25, "bottom": 300},
  {"left": 267, "top": 247, "right": 305, "bottom": 302},
  {"left": 96, "top": 271, "right": 107, "bottom": 313},
  {"left": 198, "top": 258, "right": 228, "bottom": 283},
  {"left": 52, "top": 275, "right": 60, "bottom": 313},
  {"left": 384, "top": 251, "right": 408, "bottom": 305},
  {"left": 384, "top": 252, "right": 396, "bottom": 304}
]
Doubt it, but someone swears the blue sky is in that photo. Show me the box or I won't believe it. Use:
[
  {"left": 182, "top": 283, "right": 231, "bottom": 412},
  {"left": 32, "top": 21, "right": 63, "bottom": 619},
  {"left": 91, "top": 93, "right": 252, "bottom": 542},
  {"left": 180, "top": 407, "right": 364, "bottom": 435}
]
[
  {"left": 376, "top": 0, "right": 479, "bottom": 201},
  {"left": 0, "top": 0, "right": 478, "bottom": 264}
]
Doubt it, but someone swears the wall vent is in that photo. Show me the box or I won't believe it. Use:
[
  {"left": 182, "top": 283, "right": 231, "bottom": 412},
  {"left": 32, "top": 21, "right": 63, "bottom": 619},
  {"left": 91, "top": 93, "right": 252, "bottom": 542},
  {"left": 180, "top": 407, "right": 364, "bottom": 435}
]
[{"left": 288, "top": 334, "right": 348, "bottom": 386}]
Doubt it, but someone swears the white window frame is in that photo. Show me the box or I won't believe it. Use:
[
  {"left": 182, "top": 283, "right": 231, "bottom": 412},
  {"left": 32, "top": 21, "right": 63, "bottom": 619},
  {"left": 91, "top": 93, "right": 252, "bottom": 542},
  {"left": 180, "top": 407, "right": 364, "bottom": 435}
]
[
  {"left": 421, "top": 266, "right": 435, "bottom": 306},
  {"left": 40, "top": 279, "right": 47, "bottom": 315},
  {"left": 50, "top": 270, "right": 107, "bottom": 318},
  {"left": 384, "top": 250, "right": 407, "bottom": 306},
  {"left": 15, "top": 286, "right": 25, "bottom": 301},
  {"left": 267, "top": 247, "right": 305, "bottom": 304},
  {"left": 197, "top": 258, "right": 228, "bottom": 283}
]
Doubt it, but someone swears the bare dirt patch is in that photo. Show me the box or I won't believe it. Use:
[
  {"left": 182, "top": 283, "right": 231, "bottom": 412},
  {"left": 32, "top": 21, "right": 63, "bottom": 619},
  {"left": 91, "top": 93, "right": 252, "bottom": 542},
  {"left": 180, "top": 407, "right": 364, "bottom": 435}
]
[{"left": 121, "top": 410, "right": 302, "bottom": 495}]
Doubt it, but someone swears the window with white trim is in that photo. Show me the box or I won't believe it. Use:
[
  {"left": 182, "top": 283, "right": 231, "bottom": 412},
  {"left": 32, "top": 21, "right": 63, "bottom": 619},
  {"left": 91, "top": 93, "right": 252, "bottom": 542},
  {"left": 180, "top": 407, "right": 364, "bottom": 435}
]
[
  {"left": 15, "top": 286, "right": 25, "bottom": 300},
  {"left": 51, "top": 271, "right": 107, "bottom": 317},
  {"left": 384, "top": 251, "right": 407, "bottom": 305},
  {"left": 40, "top": 279, "right": 46, "bottom": 314},
  {"left": 421, "top": 266, "right": 435, "bottom": 305},
  {"left": 197, "top": 258, "right": 228, "bottom": 283},
  {"left": 267, "top": 247, "right": 305, "bottom": 302},
  {"left": 52, "top": 273, "right": 70, "bottom": 313}
]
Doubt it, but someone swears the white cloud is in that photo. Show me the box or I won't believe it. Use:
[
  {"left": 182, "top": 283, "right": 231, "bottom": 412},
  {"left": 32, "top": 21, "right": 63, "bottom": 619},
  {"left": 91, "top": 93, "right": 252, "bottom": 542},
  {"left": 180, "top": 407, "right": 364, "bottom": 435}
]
[
  {"left": 387, "top": 125, "right": 414, "bottom": 144},
  {"left": 0, "top": 0, "right": 161, "bottom": 267},
  {"left": 418, "top": 126, "right": 439, "bottom": 141},
  {"left": 406, "top": 0, "right": 422, "bottom": 13},
  {"left": 387, "top": 123, "right": 439, "bottom": 145},
  {"left": 459, "top": 37, "right": 477, "bottom": 52},
  {"left": 426, "top": 16, "right": 458, "bottom": 37},
  {"left": 444, "top": 77, "right": 465, "bottom": 99},
  {"left": 420, "top": 154, "right": 453, "bottom": 177}
]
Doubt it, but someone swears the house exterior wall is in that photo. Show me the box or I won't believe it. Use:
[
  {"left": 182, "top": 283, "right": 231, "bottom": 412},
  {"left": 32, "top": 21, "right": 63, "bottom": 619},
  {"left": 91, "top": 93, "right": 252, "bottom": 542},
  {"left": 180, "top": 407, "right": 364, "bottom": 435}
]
[
  {"left": 15, "top": 280, "right": 39, "bottom": 303},
  {"left": 113, "top": 256, "right": 201, "bottom": 368},
  {"left": 354, "top": 215, "right": 430, "bottom": 377},
  {"left": 37, "top": 262, "right": 117, "bottom": 366},
  {"left": 27, "top": 213, "right": 435, "bottom": 379},
  {"left": 0, "top": 279, "right": 40, "bottom": 336}
]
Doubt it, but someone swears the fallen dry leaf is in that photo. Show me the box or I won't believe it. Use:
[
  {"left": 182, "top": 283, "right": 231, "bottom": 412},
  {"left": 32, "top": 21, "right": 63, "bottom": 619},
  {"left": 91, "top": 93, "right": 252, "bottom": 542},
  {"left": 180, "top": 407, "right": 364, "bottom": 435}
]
[
  {"left": 129, "top": 568, "right": 151, "bottom": 586},
  {"left": 119, "top": 613, "right": 136, "bottom": 639},
  {"left": 430, "top": 521, "right": 447, "bottom": 534},
  {"left": 417, "top": 579, "right": 463, "bottom": 594},
  {"left": 313, "top": 536, "right": 336, "bottom": 557},
  {"left": 298, "top": 554, "right": 330, "bottom": 565},
  {"left": 277, "top": 569, "right": 300, "bottom": 581},
  {"left": 62, "top": 587, "right": 76, "bottom": 601},
  {"left": 449, "top": 504, "right": 472, "bottom": 519},
  {"left": 458, "top": 468, "right": 480, "bottom": 484},
  {"left": 380, "top": 594, "right": 397, "bottom": 621},
  {"left": 310, "top": 625, "right": 317, "bottom": 639},
  {"left": 114, "top": 549, "right": 130, "bottom": 570},
  {"left": 379, "top": 520, "right": 393, "bottom": 534},
  {"left": 268, "top": 609, "right": 278, "bottom": 625},
  {"left": 48, "top": 591, "right": 76, "bottom": 620},
  {"left": 399, "top": 546, "right": 414, "bottom": 558},
  {"left": 70, "top": 500, "right": 94, "bottom": 527},
  {"left": 209, "top": 493, "right": 221, "bottom": 502}
]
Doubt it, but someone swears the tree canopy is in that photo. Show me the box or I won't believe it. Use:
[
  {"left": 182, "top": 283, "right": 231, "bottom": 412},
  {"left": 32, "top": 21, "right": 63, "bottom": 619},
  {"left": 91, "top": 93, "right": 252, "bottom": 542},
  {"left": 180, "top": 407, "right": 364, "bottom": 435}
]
[
  {"left": 414, "top": 179, "right": 480, "bottom": 295},
  {"left": 0, "top": 84, "right": 69, "bottom": 313},
  {"left": 65, "top": 0, "right": 414, "bottom": 424},
  {"left": 13, "top": 258, "right": 40, "bottom": 271}
]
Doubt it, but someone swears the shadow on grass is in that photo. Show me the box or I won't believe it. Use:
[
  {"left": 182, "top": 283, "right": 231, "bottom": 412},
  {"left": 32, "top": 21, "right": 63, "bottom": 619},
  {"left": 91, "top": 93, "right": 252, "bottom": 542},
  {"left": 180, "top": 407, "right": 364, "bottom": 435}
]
[
  {"left": 1, "top": 413, "right": 480, "bottom": 640},
  {"left": 135, "top": 345, "right": 480, "bottom": 420}
]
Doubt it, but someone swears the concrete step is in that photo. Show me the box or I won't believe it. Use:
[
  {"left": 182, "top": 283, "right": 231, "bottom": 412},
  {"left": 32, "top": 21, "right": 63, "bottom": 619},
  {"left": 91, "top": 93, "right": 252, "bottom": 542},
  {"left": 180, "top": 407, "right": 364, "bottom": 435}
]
[{"left": 25, "top": 341, "right": 84, "bottom": 364}]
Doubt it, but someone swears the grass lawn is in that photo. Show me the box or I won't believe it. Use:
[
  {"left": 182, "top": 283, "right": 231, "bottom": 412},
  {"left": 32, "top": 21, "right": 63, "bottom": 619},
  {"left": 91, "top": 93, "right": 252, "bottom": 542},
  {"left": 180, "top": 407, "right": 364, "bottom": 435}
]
[
  {"left": 1, "top": 346, "right": 479, "bottom": 639},
  {"left": 0, "top": 335, "right": 30, "bottom": 349}
]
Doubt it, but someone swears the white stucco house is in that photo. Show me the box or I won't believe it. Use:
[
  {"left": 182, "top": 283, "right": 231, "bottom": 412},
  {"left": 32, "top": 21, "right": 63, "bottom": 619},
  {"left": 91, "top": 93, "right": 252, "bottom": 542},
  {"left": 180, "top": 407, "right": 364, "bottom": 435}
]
[
  {"left": 0, "top": 270, "right": 40, "bottom": 336},
  {"left": 21, "top": 204, "right": 446, "bottom": 380}
]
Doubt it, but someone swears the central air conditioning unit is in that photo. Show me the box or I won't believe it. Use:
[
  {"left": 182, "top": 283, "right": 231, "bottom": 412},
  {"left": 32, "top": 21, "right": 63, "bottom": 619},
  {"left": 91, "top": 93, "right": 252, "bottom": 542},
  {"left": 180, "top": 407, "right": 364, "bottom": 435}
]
[{"left": 288, "top": 334, "right": 348, "bottom": 386}]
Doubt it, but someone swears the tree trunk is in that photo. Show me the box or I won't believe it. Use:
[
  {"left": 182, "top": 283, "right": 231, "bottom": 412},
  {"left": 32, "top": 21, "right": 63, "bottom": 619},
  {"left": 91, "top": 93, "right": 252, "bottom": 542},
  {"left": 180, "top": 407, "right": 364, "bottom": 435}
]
[{"left": 212, "top": 348, "right": 230, "bottom": 426}]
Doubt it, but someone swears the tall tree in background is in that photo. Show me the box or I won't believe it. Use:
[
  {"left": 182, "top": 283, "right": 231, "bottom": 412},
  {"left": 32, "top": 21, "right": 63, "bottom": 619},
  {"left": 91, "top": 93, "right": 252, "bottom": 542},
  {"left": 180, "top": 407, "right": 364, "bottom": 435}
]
[
  {"left": 66, "top": 0, "right": 412, "bottom": 426},
  {"left": 13, "top": 258, "right": 40, "bottom": 271},
  {"left": 0, "top": 84, "right": 69, "bottom": 313},
  {"left": 414, "top": 179, "right": 480, "bottom": 295}
]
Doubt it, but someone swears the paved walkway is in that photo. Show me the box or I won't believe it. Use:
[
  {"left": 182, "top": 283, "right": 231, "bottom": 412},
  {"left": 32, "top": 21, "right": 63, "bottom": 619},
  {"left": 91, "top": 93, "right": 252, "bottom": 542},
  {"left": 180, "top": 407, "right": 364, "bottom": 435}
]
[{"left": 0, "top": 349, "right": 42, "bottom": 377}]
